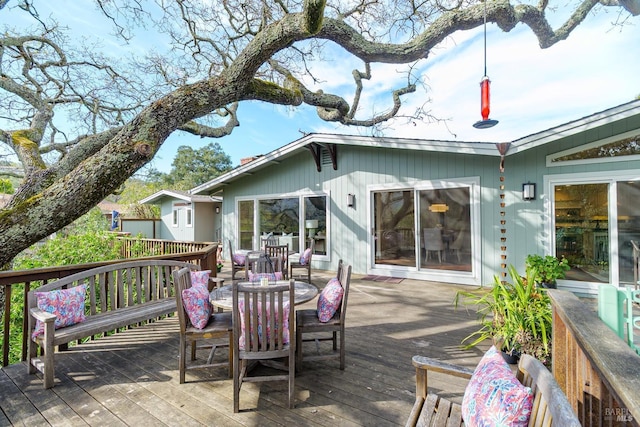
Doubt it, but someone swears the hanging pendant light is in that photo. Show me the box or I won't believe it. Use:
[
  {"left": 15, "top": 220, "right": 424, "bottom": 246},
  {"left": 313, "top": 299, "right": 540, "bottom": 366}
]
[{"left": 473, "top": 0, "right": 498, "bottom": 129}]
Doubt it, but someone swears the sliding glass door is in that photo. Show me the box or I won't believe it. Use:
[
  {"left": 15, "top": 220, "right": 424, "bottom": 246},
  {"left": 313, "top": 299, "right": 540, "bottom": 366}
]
[{"left": 372, "top": 180, "right": 476, "bottom": 275}]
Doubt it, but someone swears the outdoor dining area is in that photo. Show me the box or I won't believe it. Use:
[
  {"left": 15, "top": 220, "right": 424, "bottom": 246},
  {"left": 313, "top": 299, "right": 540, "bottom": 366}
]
[
  {"left": 2, "top": 264, "right": 491, "bottom": 426},
  {"left": 1, "top": 241, "right": 639, "bottom": 426}
]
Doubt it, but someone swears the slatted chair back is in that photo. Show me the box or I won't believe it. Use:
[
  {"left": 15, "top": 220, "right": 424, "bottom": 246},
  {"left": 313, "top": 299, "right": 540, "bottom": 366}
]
[
  {"left": 173, "top": 267, "right": 233, "bottom": 383},
  {"left": 232, "top": 280, "right": 295, "bottom": 411},
  {"left": 245, "top": 253, "right": 284, "bottom": 282},
  {"left": 265, "top": 244, "right": 289, "bottom": 278}
]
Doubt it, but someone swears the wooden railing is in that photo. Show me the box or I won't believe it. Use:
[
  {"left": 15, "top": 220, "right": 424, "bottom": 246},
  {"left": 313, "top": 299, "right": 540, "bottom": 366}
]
[
  {"left": 549, "top": 290, "right": 640, "bottom": 426},
  {"left": 0, "top": 239, "right": 219, "bottom": 367},
  {"left": 117, "top": 237, "right": 216, "bottom": 259}
]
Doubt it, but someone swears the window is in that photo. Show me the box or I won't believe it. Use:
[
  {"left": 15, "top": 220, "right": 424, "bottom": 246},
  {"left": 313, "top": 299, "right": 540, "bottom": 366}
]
[
  {"left": 549, "top": 171, "right": 640, "bottom": 288},
  {"left": 238, "top": 200, "right": 255, "bottom": 250},
  {"left": 236, "top": 194, "right": 328, "bottom": 255},
  {"left": 370, "top": 178, "right": 480, "bottom": 284},
  {"left": 548, "top": 130, "right": 640, "bottom": 166},
  {"left": 172, "top": 208, "right": 178, "bottom": 227},
  {"left": 185, "top": 206, "right": 193, "bottom": 227}
]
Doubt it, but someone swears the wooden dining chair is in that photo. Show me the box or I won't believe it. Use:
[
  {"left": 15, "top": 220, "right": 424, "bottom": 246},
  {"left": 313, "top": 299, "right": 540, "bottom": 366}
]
[
  {"left": 173, "top": 267, "right": 233, "bottom": 384},
  {"left": 232, "top": 280, "right": 296, "bottom": 412},
  {"left": 295, "top": 260, "right": 352, "bottom": 370},
  {"left": 245, "top": 253, "right": 284, "bottom": 282},
  {"left": 228, "top": 240, "right": 248, "bottom": 282},
  {"left": 264, "top": 244, "right": 289, "bottom": 279},
  {"left": 289, "top": 239, "right": 315, "bottom": 283}
]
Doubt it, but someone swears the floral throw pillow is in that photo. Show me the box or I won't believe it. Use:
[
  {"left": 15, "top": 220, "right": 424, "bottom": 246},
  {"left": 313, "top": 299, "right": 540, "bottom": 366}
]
[
  {"left": 461, "top": 345, "right": 533, "bottom": 427},
  {"left": 232, "top": 253, "right": 246, "bottom": 266},
  {"left": 248, "top": 271, "right": 284, "bottom": 282},
  {"left": 33, "top": 284, "right": 88, "bottom": 339},
  {"left": 299, "top": 248, "right": 313, "bottom": 265},
  {"left": 237, "top": 300, "right": 290, "bottom": 350},
  {"left": 317, "top": 278, "right": 343, "bottom": 322},
  {"left": 181, "top": 283, "right": 212, "bottom": 329},
  {"left": 190, "top": 270, "right": 211, "bottom": 289}
]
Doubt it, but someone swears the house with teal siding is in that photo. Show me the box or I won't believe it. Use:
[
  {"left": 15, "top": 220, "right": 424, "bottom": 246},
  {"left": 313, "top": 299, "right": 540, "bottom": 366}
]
[
  {"left": 140, "top": 190, "right": 222, "bottom": 242},
  {"left": 183, "top": 100, "right": 640, "bottom": 295}
]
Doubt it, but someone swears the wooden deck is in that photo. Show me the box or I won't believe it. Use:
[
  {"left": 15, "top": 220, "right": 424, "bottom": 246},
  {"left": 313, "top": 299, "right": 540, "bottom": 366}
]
[{"left": 0, "top": 270, "right": 490, "bottom": 426}]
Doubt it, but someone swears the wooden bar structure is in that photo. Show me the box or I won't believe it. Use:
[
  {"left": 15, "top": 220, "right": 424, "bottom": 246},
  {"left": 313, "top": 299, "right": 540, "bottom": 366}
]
[{"left": 549, "top": 290, "right": 640, "bottom": 427}]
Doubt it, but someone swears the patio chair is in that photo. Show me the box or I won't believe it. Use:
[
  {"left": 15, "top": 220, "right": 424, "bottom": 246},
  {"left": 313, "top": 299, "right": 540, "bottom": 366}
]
[
  {"left": 260, "top": 232, "right": 278, "bottom": 249},
  {"left": 265, "top": 244, "right": 289, "bottom": 279},
  {"left": 289, "top": 239, "right": 315, "bottom": 283},
  {"left": 296, "top": 260, "right": 352, "bottom": 370},
  {"left": 173, "top": 267, "right": 233, "bottom": 384},
  {"left": 232, "top": 280, "right": 296, "bottom": 412},
  {"left": 245, "top": 253, "right": 284, "bottom": 282},
  {"left": 228, "top": 240, "right": 246, "bottom": 282}
]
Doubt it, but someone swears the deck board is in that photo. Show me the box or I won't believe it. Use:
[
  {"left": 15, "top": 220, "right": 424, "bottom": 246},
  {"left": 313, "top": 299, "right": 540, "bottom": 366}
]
[{"left": 1, "top": 271, "right": 488, "bottom": 426}]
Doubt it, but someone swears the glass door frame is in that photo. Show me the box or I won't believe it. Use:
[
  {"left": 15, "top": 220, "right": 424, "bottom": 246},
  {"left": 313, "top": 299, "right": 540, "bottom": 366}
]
[
  {"left": 367, "top": 177, "right": 481, "bottom": 286},
  {"left": 545, "top": 170, "right": 640, "bottom": 292}
]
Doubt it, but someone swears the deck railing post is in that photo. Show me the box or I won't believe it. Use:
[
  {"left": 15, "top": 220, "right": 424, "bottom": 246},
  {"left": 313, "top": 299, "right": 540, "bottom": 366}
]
[{"left": 549, "top": 289, "right": 640, "bottom": 426}]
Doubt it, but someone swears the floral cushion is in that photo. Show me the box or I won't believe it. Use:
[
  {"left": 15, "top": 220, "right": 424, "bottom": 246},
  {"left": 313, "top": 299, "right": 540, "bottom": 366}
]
[
  {"left": 190, "top": 270, "right": 211, "bottom": 289},
  {"left": 181, "top": 282, "right": 212, "bottom": 329},
  {"left": 237, "top": 300, "right": 290, "bottom": 350},
  {"left": 461, "top": 346, "right": 533, "bottom": 427},
  {"left": 299, "top": 248, "right": 312, "bottom": 265},
  {"left": 232, "top": 253, "right": 246, "bottom": 266},
  {"left": 317, "top": 278, "right": 343, "bottom": 322},
  {"left": 248, "top": 271, "right": 284, "bottom": 282},
  {"left": 32, "top": 284, "right": 88, "bottom": 339}
]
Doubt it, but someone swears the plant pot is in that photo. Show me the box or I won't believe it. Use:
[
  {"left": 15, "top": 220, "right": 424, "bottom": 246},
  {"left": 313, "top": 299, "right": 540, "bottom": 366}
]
[
  {"left": 539, "top": 281, "right": 556, "bottom": 289},
  {"left": 501, "top": 349, "right": 521, "bottom": 364}
]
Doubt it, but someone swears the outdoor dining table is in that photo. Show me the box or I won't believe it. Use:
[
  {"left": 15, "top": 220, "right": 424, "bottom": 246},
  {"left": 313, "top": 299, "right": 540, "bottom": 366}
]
[{"left": 209, "top": 280, "right": 319, "bottom": 310}]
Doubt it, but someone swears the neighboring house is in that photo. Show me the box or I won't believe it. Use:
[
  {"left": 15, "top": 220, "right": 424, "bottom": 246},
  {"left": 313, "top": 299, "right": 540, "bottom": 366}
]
[
  {"left": 184, "top": 100, "right": 640, "bottom": 296},
  {"left": 139, "top": 190, "right": 222, "bottom": 242}
]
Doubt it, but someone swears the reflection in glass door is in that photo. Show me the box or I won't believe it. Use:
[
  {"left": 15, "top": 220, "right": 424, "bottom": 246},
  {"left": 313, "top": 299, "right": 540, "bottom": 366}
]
[
  {"left": 238, "top": 200, "right": 254, "bottom": 250},
  {"left": 418, "top": 187, "right": 472, "bottom": 271},
  {"left": 373, "top": 190, "right": 415, "bottom": 266},
  {"left": 555, "top": 183, "right": 609, "bottom": 283},
  {"left": 372, "top": 186, "right": 473, "bottom": 272},
  {"left": 617, "top": 181, "right": 640, "bottom": 285}
]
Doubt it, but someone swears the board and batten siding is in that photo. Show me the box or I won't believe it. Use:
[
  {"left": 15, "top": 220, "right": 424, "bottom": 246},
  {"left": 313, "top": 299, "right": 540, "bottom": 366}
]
[{"left": 220, "top": 112, "right": 640, "bottom": 287}]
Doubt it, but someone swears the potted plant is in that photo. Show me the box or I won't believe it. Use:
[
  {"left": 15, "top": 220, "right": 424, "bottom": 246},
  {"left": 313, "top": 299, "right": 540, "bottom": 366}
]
[
  {"left": 454, "top": 265, "right": 552, "bottom": 365},
  {"left": 216, "top": 261, "right": 223, "bottom": 273},
  {"left": 525, "top": 254, "right": 570, "bottom": 289}
]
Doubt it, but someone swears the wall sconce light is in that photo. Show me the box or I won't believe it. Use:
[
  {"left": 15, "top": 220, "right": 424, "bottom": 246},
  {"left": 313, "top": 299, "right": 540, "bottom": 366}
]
[
  {"left": 215, "top": 206, "right": 220, "bottom": 214},
  {"left": 522, "top": 182, "right": 536, "bottom": 201},
  {"left": 347, "top": 193, "right": 355, "bottom": 208}
]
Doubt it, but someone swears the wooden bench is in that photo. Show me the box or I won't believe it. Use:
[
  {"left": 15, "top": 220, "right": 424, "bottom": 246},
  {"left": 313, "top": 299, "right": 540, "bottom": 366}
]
[
  {"left": 406, "top": 353, "right": 581, "bottom": 427},
  {"left": 27, "top": 259, "right": 200, "bottom": 388}
]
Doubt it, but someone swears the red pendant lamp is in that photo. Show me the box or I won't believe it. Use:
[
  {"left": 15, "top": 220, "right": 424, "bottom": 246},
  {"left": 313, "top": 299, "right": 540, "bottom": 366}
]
[{"left": 473, "top": 0, "right": 498, "bottom": 129}]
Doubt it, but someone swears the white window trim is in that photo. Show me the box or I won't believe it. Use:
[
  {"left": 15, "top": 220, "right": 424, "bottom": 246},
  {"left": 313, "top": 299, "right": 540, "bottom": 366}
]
[
  {"left": 172, "top": 207, "right": 179, "bottom": 227},
  {"left": 235, "top": 191, "right": 330, "bottom": 259},
  {"left": 544, "top": 169, "right": 640, "bottom": 293},
  {"left": 546, "top": 129, "right": 640, "bottom": 167},
  {"left": 185, "top": 206, "right": 193, "bottom": 228},
  {"left": 366, "top": 177, "right": 481, "bottom": 286}
]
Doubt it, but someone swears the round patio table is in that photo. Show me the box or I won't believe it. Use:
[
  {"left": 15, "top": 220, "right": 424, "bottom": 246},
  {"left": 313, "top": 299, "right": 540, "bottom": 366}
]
[{"left": 210, "top": 280, "right": 318, "bottom": 310}]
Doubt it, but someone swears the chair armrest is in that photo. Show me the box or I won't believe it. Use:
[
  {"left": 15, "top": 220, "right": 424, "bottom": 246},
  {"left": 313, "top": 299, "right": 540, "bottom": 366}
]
[
  {"left": 411, "top": 355, "right": 474, "bottom": 400},
  {"left": 30, "top": 307, "right": 57, "bottom": 323}
]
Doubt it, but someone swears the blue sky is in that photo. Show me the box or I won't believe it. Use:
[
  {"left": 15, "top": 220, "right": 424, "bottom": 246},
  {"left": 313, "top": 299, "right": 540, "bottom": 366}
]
[
  {"left": 153, "top": 7, "right": 640, "bottom": 171},
  {"left": 2, "top": 2, "right": 639, "bottom": 172}
]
